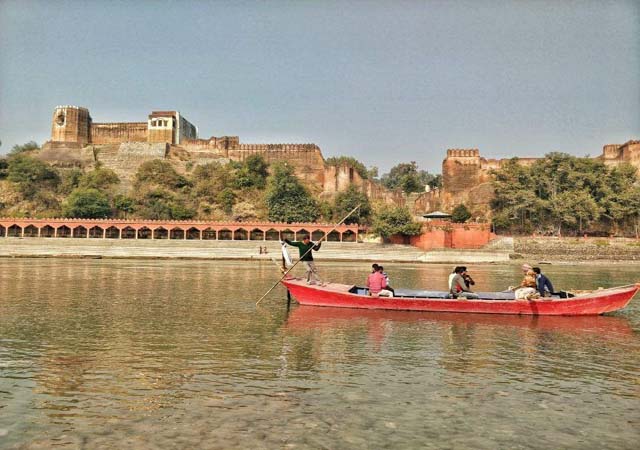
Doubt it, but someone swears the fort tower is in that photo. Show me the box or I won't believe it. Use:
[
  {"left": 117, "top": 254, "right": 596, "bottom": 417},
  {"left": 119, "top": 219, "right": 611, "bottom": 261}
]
[{"left": 50, "top": 106, "right": 91, "bottom": 145}]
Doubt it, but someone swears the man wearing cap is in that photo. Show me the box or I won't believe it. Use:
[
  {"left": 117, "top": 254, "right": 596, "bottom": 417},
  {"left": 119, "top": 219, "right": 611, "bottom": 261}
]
[{"left": 284, "top": 235, "right": 322, "bottom": 285}]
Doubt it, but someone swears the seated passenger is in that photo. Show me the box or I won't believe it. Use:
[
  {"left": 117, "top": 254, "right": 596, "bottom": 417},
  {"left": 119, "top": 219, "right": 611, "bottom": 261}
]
[
  {"left": 367, "top": 268, "right": 394, "bottom": 297},
  {"left": 533, "top": 267, "right": 554, "bottom": 297},
  {"left": 377, "top": 265, "right": 395, "bottom": 296},
  {"left": 449, "top": 267, "right": 479, "bottom": 299},
  {"left": 460, "top": 266, "right": 475, "bottom": 290},
  {"left": 514, "top": 269, "right": 539, "bottom": 300}
]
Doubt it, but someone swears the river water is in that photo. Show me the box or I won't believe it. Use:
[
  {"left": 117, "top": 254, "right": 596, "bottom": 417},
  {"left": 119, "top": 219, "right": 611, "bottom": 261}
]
[{"left": 0, "top": 259, "right": 639, "bottom": 449}]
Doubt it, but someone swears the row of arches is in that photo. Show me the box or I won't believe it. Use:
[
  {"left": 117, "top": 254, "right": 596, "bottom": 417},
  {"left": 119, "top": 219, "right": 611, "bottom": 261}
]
[{"left": 0, "top": 224, "right": 358, "bottom": 242}]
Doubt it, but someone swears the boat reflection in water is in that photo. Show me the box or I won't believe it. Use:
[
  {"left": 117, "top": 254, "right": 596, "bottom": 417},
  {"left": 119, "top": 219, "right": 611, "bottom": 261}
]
[{"left": 285, "top": 305, "right": 635, "bottom": 354}]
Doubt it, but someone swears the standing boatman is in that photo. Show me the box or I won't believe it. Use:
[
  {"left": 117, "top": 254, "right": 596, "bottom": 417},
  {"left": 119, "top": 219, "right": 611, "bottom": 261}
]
[{"left": 283, "top": 235, "right": 322, "bottom": 285}]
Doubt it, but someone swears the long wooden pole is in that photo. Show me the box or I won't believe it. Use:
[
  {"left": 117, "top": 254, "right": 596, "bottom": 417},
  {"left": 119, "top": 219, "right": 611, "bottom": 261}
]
[{"left": 256, "top": 204, "right": 361, "bottom": 306}]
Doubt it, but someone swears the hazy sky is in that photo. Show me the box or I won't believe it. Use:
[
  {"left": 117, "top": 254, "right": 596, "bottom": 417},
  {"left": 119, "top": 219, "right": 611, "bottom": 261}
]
[{"left": 1, "top": 0, "right": 638, "bottom": 173}]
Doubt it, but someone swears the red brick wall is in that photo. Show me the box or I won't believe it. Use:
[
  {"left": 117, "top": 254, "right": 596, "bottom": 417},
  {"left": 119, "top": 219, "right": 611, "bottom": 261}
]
[{"left": 407, "top": 222, "right": 494, "bottom": 250}]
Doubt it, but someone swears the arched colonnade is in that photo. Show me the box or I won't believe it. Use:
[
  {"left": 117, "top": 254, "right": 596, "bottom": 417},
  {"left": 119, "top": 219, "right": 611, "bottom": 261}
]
[{"left": 0, "top": 219, "right": 361, "bottom": 242}]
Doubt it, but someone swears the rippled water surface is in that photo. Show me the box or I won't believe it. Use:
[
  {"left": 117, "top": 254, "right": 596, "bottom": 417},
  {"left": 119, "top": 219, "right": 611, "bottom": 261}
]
[{"left": 1, "top": 259, "right": 639, "bottom": 449}]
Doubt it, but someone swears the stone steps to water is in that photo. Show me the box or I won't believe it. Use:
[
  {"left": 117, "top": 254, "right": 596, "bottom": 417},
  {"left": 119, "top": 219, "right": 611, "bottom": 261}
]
[{"left": 0, "top": 237, "right": 510, "bottom": 263}]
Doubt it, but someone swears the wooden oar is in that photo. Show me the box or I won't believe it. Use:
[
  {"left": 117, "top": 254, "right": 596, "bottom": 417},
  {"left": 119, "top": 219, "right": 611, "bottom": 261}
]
[{"left": 256, "top": 204, "right": 361, "bottom": 306}]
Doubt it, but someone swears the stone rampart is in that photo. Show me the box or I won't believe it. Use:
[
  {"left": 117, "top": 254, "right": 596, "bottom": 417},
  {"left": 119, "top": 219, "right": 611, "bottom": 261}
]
[
  {"left": 91, "top": 123, "right": 147, "bottom": 144},
  {"left": 93, "top": 143, "right": 170, "bottom": 185}
]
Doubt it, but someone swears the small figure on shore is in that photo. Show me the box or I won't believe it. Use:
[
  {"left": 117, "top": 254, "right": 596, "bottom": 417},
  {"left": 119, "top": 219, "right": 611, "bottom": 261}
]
[
  {"left": 367, "top": 266, "right": 393, "bottom": 297},
  {"left": 449, "top": 267, "right": 479, "bottom": 299},
  {"left": 284, "top": 235, "right": 322, "bottom": 285},
  {"left": 533, "top": 267, "right": 554, "bottom": 297}
]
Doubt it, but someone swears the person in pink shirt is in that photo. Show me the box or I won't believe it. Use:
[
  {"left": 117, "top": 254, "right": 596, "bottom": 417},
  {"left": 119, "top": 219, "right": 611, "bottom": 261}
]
[{"left": 367, "top": 266, "right": 394, "bottom": 297}]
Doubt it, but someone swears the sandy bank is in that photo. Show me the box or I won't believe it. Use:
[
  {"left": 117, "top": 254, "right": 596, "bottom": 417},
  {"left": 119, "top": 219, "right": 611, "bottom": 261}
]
[{"left": 0, "top": 237, "right": 511, "bottom": 264}]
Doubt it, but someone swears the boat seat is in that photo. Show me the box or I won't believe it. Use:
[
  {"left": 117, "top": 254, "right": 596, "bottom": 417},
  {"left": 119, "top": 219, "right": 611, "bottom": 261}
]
[{"left": 394, "top": 289, "right": 450, "bottom": 299}]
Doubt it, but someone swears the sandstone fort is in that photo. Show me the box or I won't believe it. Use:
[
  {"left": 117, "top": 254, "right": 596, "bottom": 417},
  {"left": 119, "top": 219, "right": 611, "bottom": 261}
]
[{"left": 40, "top": 106, "right": 640, "bottom": 216}]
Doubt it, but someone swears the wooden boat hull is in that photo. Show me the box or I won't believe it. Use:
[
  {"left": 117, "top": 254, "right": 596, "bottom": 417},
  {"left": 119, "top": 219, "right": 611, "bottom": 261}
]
[{"left": 281, "top": 278, "right": 640, "bottom": 316}]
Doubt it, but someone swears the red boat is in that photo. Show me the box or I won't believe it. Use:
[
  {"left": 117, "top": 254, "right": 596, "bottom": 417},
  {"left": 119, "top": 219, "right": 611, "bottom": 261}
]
[{"left": 281, "top": 278, "right": 640, "bottom": 316}]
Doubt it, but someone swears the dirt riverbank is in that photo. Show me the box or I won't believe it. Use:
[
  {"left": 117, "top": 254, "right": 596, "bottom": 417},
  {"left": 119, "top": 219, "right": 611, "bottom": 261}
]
[
  {"left": 1, "top": 236, "right": 639, "bottom": 264},
  {"left": 513, "top": 237, "right": 640, "bottom": 262}
]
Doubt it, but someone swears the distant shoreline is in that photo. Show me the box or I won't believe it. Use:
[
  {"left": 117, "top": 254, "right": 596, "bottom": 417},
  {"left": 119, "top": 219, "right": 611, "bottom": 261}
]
[{"left": 1, "top": 236, "right": 639, "bottom": 264}]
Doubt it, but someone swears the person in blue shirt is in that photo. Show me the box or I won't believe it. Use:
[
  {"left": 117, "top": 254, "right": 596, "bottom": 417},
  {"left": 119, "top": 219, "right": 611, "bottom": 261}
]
[{"left": 533, "top": 267, "right": 554, "bottom": 297}]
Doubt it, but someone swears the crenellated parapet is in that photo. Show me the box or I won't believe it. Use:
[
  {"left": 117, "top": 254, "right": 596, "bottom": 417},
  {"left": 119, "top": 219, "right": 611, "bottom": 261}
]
[{"left": 446, "top": 148, "right": 480, "bottom": 158}]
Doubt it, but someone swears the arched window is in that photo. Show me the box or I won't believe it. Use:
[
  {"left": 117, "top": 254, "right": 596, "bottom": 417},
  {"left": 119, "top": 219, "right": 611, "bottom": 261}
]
[
  {"left": 342, "top": 230, "right": 356, "bottom": 242},
  {"left": 202, "top": 228, "right": 216, "bottom": 240},
  {"left": 154, "top": 227, "right": 168, "bottom": 239},
  {"left": 121, "top": 227, "right": 136, "bottom": 239},
  {"left": 250, "top": 228, "right": 264, "bottom": 240},
  {"left": 170, "top": 228, "right": 184, "bottom": 239},
  {"left": 138, "top": 227, "right": 152, "bottom": 239},
  {"left": 327, "top": 230, "right": 340, "bottom": 242},
  {"left": 89, "top": 226, "right": 103, "bottom": 238},
  {"left": 296, "top": 229, "right": 311, "bottom": 241},
  {"left": 73, "top": 226, "right": 87, "bottom": 238},
  {"left": 186, "top": 227, "right": 200, "bottom": 240},
  {"left": 56, "top": 225, "right": 71, "bottom": 238},
  {"left": 41, "top": 225, "right": 55, "bottom": 238},
  {"left": 105, "top": 226, "right": 119, "bottom": 239},
  {"left": 265, "top": 229, "right": 280, "bottom": 241},
  {"left": 233, "top": 228, "right": 248, "bottom": 240},
  {"left": 8, "top": 225, "right": 22, "bottom": 237},
  {"left": 218, "top": 229, "right": 232, "bottom": 240},
  {"left": 281, "top": 229, "right": 294, "bottom": 242},
  {"left": 312, "top": 230, "right": 325, "bottom": 241},
  {"left": 24, "top": 225, "right": 38, "bottom": 237}
]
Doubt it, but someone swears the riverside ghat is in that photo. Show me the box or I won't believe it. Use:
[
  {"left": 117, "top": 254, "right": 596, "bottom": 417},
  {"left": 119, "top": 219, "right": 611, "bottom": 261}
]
[{"left": 0, "top": 217, "right": 507, "bottom": 263}]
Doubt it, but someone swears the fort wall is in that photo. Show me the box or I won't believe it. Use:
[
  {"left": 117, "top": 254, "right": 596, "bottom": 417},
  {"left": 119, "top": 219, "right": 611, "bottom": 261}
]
[
  {"left": 43, "top": 106, "right": 396, "bottom": 201},
  {"left": 90, "top": 123, "right": 147, "bottom": 144}
]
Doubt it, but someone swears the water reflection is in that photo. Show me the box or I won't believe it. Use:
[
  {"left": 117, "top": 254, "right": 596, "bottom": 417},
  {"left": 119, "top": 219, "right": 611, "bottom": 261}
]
[{"left": 1, "top": 259, "right": 639, "bottom": 449}]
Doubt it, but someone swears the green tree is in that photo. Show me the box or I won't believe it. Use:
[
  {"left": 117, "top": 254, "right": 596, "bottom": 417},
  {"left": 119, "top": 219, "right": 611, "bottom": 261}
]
[
  {"left": 233, "top": 155, "right": 269, "bottom": 189},
  {"left": 371, "top": 205, "right": 422, "bottom": 238},
  {"left": 216, "top": 188, "right": 236, "bottom": 214},
  {"left": 9, "top": 141, "right": 39, "bottom": 155},
  {"left": 7, "top": 154, "right": 60, "bottom": 197},
  {"left": 58, "top": 169, "right": 83, "bottom": 195},
  {"left": 244, "top": 154, "right": 269, "bottom": 188},
  {"left": 79, "top": 167, "right": 120, "bottom": 191},
  {"left": 551, "top": 190, "right": 601, "bottom": 234},
  {"left": 600, "top": 163, "right": 639, "bottom": 235},
  {"left": 62, "top": 188, "right": 111, "bottom": 218},
  {"left": 381, "top": 162, "right": 440, "bottom": 193},
  {"left": 265, "top": 162, "right": 319, "bottom": 222},
  {"left": 451, "top": 204, "right": 472, "bottom": 223},
  {"left": 490, "top": 158, "right": 546, "bottom": 233},
  {"left": 0, "top": 158, "right": 8, "bottom": 179},
  {"left": 325, "top": 156, "right": 369, "bottom": 179},
  {"left": 114, "top": 194, "right": 135, "bottom": 218},
  {"left": 333, "top": 185, "right": 372, "bottom": 224},
  {"left": 134, "top": 188, "right": 195, "bottom": 220},
  {"left": 192, "top": 162, "right": 233, "bottom": 201},
  {"left": 135, "top": 160, "right": 189, "bottom": 189}
]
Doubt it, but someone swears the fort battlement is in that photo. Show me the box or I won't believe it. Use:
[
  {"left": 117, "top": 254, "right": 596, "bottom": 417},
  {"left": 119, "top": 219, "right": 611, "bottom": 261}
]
[
  {"left": 446, "top": 149, "right": 480, "bottom": 158},
  {"left": 416, "top": 140, "right": 640, "bottom": 218},
  {"left": 41, "top": 106, "right": 398, "bottom": 205}
]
